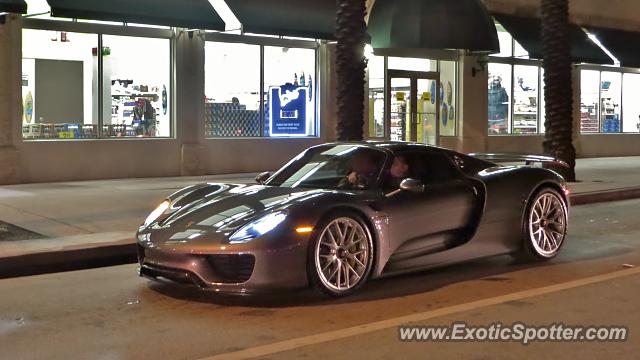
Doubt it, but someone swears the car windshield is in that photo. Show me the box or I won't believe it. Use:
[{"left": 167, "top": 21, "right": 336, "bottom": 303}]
[{"left": 266, "top": 145, "right": 387, "bottom": 190}]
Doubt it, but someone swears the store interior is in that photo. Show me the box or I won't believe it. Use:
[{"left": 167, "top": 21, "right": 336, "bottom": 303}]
[
  {"left": 204, "top": 42, "right": 316, "bottom": 138},
  {"left": 21, "top": 29, "right": 171, "bottom": 139}
]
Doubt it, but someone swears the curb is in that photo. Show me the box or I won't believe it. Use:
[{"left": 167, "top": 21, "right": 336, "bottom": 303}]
[
  {"left": 0, "top": 242, "right": 137, "bottom": 279},
  {"left": 570, "top": 186, "right": 640, "bottom": 206}
]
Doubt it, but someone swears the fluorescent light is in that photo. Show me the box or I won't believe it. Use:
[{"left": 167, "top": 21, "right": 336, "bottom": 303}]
[
  {"left": 207, "top": 0, "right": 242, "bottom": 33},
  {"left": 586, "top": 31, "right": 620, "bottom": 66}
]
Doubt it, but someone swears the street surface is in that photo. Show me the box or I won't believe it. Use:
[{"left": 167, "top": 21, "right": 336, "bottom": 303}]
[{"left": 1, "top": 199, "right": 640, "bottom": 359}]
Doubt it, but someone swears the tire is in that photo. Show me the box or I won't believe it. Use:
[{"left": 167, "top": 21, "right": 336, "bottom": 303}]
[
  {"left": 307, "top": 211, "right": 374, "bottom": 297},
  {"left": 515, "top": 187, "right": 568, "bottom": 261}
]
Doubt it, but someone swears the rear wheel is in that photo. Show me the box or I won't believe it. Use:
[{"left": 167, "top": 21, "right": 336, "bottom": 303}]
[
  {"left": 516, "top": 188, "right": 568, "bottom": 261},
  {"left": 308, "top": 212, "right": 374, "bottom": 297}
]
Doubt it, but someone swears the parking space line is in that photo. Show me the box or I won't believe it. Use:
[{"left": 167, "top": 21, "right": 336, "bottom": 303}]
[{"left": 200, "top": 267, "right": 640, "bottom": 360}]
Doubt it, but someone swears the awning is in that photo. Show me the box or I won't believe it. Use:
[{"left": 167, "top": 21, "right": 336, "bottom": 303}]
[
  {"left": 46, "top": 0, "right": 225, "bottom": 31},
  {"left": 368, "top": 0, "right": 499, "bottom": 53},
  {"left": 225, "top": 0, "right": 336, "bottom": 39},
  {"left": 587, "top": 27, "right": 640, "bottom": 69},
  {"left": 0, "top": 0, "right": 27, "bottom": 14},
  {"left": 493, "top": 13, "right": 613, "bottom": 65}
]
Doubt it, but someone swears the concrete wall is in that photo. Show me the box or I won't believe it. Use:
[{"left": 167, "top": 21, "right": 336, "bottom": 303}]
[{"left": 0, "top": 15, "right": 21, "bottom": 184}]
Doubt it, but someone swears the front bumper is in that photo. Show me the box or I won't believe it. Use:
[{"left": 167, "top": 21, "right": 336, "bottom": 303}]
[{"left": 137, "top": 240, "right": 309, "bottom": 294}]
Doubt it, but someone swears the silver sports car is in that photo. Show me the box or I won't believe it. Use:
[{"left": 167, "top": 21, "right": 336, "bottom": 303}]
[{"left": 137, "top": 142, "right": 570, "bottom": 296}]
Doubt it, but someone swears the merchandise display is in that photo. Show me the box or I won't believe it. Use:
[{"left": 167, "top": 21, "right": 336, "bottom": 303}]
[
  {"left": 512, "top": 68, "right": 538, "bottom": 134},
  {"left": 600, "top": 80, "right": 620, "bottom": 133},
  {"left": 390, "top": 91, "right": 408, "bottom": 141}
]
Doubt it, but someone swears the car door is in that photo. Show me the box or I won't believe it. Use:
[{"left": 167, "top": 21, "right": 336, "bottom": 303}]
[{"left": 374, "top": 150, "right": 478, "bottom": 261}]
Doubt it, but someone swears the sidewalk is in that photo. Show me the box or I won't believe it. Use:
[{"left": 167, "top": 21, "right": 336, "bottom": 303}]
[{"left": 0, "top": 157, "right": 639, "bottom": 277}]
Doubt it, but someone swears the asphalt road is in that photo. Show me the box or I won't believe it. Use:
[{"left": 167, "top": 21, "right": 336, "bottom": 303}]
[{"left": 1, "top": 199, "right": 640, "bottom": 360}]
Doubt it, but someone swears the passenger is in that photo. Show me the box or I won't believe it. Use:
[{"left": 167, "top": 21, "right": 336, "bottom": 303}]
[{"left": 385, "top": 155, "right": 410, "bottom": 189}]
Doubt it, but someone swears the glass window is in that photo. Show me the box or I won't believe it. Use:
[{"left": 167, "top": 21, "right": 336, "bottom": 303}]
[
  {"left": 267, "top": 145, "right": 387, "bottom": 190},
  {"left": 494, "top": 22, "right": 513, "bottom": 57},
  {"left": 21, "top": 29, "right": 98, "bottom": 139},
  {"left": 513, "top": 40, "right": 530, "bottom": 59},
  {"left": 622, "top": 73, "right": 640, "bottom": 133},
  {"left": 540, "top": 68, "right": 546, "bottom": 133},
  {"left": 388, "top": 57, "right": 433, "bottom": 72},
  {"left": 264, "top": 46, "right": 317, "bottom": 137},
  {"left": 24, "top": 0, "right": 70, "bottom": 20},
  {"left": 439, "top": 60, "right": 457, "bottom": 136},
  {"left": 512, "top": 65, "right": 539, "bottom": 134},
  {"left": 580, "top": 70, "right": 600, "bottom": 133},
  {"left": 102, "top": 35, "right": 172, "bottom": 137},
  {"left": 488, "top": 63, "right": 512, "bottom": 134},
  {"left": 368, "top": 55, "right": 385, "bottom": 138},
  {"left": 205, "top": 42, "right": 261, "bottom": 137},
  {"left": 600, "top": 72, "right": 622, "bottom": 133}
]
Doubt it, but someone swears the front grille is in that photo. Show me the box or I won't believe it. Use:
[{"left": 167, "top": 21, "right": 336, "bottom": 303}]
[{"left": 204, "top": 254, "right": 255, "bottom": 283}]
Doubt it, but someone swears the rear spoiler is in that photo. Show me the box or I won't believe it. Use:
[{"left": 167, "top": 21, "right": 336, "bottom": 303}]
[{"left": 468, "top": 153, "right": 569, "bottom": 168}]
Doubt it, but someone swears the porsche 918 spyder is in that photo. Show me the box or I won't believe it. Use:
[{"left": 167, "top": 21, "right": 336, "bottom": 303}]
[{"left": 137, "top": 142, "right": 569, "bottom": 296}]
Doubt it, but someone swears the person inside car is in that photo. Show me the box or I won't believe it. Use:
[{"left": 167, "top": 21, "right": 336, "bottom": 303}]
[
  {"left": 339, "top": 152, "right": 378, "bottom": 189},
  {"left": 384, "top": 155, "right": 410, "bottom": 190}
]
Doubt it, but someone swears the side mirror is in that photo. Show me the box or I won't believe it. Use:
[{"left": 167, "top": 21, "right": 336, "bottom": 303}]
[
  {"left": 400, "top": 178, "right": 425, "bottom": 193},
  {"left": 255, "top": 171, "right": 271, "bottom": 184}
]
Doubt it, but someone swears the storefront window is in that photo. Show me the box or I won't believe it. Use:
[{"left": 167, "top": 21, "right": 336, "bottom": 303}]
[
  {"left": 512, "top": 65, "right": 539, "bottom": 134},
  {"left": 203, "top": 42, "right": 317, "bottom": 138},
  {"left": 22, "top": 27, "right": 172, "bottom": 140},
  {"left": 368, "top": 55, "right": 385, "bottom": 138},
  {"left": 495, "top": 23, "right": 513, "bottom": 57},
  {"left": 580, "top": 70, "right": 600, "bottom": 133},
  {"left": 488, "top": 63, "right": 512, "bottom": 134},
  {"left": 600, "top": 72, "right": 622, "bottom": 133},
  {"left": 205, "top": 42, "right": 260, "bottom": 137},
  {"left": 439, "top": 60, "right": 457, "bottom": 136},
  {"left": 264, "top": 46, "right": 317, "bottom": 137},
  {"left": 513, "top": 40, "right": 530, "bottom": 59},
  {"left": 622, "top": 73, "right": 640, "bottom": 133},
  {"left": 103, "top": 35, "right": 172, "bottom": 137},
  {"left": 540, "top": 69, "right": 546, "bottom": 133},
  {"left": 21, "top": 29, "right": 98, "bottom": 139}
]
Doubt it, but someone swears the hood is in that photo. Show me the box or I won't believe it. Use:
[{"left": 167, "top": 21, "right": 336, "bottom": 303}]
[{"left": 143, "top": 183, "right": 328, "bottom": 246}]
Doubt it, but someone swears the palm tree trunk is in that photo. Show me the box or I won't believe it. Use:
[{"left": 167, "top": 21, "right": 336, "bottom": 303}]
[
  {"left": 541, "top": 0, "right": 577, "bottom": 181},
  {"left": 335, "top": 0, "right": 367, "bottom": 141}
]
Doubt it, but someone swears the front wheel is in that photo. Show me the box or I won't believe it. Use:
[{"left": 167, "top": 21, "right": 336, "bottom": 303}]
[
  {"left": 308, "top": 213, "right": 374, "bottom": 297},
  {"left": 516, "top": 188, "right": 568, "bottom": 261}
]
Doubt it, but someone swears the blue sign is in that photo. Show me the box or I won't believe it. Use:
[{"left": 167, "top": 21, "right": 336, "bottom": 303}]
[{"left": 269, "top": 84, "right": 308, "bottom": 136}]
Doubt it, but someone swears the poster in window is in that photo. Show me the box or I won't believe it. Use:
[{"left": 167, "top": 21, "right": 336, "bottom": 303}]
[{"left": 269, "top": 84, "right": 308, "bottom": 136}]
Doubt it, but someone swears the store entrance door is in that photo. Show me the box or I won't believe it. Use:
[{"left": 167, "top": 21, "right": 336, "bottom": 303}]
[{"left": 386, "top": 70, "right": 440, "bottom": 145}]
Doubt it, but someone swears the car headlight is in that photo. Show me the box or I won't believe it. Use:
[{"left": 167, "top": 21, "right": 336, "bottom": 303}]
[
  {"left": 229, "top": 211, "right": 287, "bottom": 244},
  {"left": 144, "top": 200, "right": 170, "bottom": 227}
]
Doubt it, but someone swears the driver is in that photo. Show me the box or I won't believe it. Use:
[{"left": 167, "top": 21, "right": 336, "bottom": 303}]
[{"left": 339, "top": 152, "right": 378, "bottom": 189}]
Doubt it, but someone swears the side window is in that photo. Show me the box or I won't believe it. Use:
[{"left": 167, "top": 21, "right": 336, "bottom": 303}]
[{"left": 408, "top": 151, "right": 460, "bottom": 184}]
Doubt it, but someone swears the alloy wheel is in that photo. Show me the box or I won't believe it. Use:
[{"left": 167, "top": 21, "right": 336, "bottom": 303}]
[
  {"left": 529, "top": 192, "right": 567, "bottom": 257},
  {"left": 314, "top": 217, "right": 370, "bottom": 292}
]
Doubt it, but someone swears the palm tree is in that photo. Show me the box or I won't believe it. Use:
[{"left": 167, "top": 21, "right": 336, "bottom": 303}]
[
  {"left": 541, "top": 0, "right": 577, "bottom": 181},
  {"left": 335, "top": 0, "right": 367, "bottom": 141}
]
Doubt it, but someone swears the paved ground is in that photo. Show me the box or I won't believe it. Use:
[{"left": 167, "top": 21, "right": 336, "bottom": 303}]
[{"left": 1, "top": 199, "right": 639, "bottom": 360}]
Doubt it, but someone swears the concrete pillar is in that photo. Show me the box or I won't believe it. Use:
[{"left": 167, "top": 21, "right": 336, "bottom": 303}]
[
  {"left": 458, "top": 54, "right": 489, "bottom": 153},
  {"left": 174, "top": 29, "right": 206, "bottom": 176},
  {"left": 0, "top": 14, "right": 21, "bottom": 184}
]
